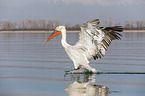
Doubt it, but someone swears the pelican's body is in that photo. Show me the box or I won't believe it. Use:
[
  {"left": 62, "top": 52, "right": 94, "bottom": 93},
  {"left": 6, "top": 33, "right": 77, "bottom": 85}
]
[
  {"left": 55, "top": 27, "right": 96, "bottom": 71},
  {"left": 44, "top": 19, "right": 123, "bottom": 73}
]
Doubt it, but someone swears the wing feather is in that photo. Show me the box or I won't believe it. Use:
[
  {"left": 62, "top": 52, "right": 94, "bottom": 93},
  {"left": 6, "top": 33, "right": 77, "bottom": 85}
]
[{"left": 75, "top": 19, "right": 123, "bottom": 60}]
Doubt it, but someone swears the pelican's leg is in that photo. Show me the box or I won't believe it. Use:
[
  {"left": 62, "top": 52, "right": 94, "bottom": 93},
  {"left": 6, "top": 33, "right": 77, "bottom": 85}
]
[
  {"left": 73, "top": 62, "right": 81, "bottom": 70},
  {"left": 74, "top": 64, "right": 79, "bottom": 70}
]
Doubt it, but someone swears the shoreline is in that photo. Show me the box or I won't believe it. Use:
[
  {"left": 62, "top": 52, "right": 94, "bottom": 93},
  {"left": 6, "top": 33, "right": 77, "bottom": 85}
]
[{"left": 0, "top": 30, "right": 145, "bottom": 33}]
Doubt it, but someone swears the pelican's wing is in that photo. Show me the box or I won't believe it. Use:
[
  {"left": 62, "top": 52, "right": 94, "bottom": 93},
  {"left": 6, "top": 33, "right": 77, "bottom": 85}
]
[{"left": 75, "top": 19, "right": 123, "bottom": 60}]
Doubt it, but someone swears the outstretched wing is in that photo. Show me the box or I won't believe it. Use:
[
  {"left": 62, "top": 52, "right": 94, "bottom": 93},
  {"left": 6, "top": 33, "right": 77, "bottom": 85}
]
[{"left": 75, "top": 19, "right": 123, "bottom": 60}]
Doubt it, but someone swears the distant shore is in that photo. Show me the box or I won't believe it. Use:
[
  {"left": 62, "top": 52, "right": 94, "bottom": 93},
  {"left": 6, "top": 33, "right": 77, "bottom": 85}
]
[{"left": 0, "top": 30, "right": 145, "bottom": 33}]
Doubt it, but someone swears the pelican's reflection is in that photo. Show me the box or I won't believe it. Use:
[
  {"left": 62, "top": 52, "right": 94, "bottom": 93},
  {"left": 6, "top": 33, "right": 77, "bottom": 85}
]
[{"left": 65, "top": 74, "right": 109, "bottom": 96}]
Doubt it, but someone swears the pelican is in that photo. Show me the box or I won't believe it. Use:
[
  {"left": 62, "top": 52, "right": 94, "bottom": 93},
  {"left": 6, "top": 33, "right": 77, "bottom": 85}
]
[{"left": 43, "top": 19, "right": 123, "bottom": 73}]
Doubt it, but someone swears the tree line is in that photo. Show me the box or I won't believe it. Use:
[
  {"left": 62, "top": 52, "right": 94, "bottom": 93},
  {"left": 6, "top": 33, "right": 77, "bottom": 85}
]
[
  {"left": 0, "top": 18, "right": 145, "bottom": 31},
  {"left": 0, "top": 19, "right": 81, "bottom": 31}
]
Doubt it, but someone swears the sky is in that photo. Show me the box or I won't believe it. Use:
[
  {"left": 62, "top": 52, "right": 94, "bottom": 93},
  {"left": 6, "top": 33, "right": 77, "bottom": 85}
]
[{"left": 0, "top": 0, "right": 145, "bottom": 25}]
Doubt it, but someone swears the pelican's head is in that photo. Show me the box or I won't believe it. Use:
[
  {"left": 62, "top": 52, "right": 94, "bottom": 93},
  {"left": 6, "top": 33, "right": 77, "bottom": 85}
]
[
  {"left": 43, "top": 26, "right": 66, "bottom": 44},
  {"left": 55, "top": 26, "right": 66, "bottom": 32}
]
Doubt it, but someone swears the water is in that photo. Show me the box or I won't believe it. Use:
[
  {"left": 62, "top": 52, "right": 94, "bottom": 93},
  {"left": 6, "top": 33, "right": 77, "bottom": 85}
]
[{"left": 0, "top": 32, "right": 145, "bottom": 96}]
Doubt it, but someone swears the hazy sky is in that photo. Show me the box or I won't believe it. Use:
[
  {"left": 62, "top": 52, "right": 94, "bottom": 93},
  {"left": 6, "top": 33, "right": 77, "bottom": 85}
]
[{"left": 0, "top": 0, "right": 145, "bottom": 25}]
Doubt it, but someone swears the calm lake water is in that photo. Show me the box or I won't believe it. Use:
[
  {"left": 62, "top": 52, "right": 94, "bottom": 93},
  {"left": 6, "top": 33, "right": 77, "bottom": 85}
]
[{"left": 0, "top": 32, "right": 145, "bottom": 96}]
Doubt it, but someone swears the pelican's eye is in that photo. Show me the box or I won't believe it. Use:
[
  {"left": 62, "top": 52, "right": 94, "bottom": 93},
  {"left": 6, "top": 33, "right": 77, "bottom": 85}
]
[{"left": 55, "top": 28, "right": 58, "bottom": 31}]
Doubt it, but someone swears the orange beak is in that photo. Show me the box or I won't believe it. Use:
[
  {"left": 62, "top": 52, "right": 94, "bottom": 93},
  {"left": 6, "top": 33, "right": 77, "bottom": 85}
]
[{"left": 43, "top": 31, "right": 62, "bottom": 44}]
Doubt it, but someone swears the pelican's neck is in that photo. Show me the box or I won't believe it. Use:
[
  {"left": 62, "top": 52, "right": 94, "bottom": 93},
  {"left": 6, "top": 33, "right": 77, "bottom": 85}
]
[{"left": 61, "top": 29, "right": 69, "bottom": 48}]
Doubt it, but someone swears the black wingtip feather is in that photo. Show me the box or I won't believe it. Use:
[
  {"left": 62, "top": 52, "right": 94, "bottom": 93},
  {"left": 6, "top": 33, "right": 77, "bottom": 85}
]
[
  {"left": 104, "top": 26, "right": 123, "bottom": 40},
  {"left": 93, "top": 56, "right": 96, "bottom": 60}
]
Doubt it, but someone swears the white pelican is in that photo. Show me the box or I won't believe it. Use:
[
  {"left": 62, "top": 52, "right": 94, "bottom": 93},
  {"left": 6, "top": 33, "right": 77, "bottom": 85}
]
[{"left": 43, "top": 19, "right": 123, "bottom": 73}]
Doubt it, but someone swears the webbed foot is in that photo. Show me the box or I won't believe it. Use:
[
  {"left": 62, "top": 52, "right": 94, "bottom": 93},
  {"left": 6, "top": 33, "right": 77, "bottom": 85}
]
[
  {"left": 65, "top": 68, "right": 102, "bottom": 74},
  {"left": 65, "top": 68, "right": 103, "bottom": 74},
  {"left": 65, "top": 68, "right": 89, "bottom": 74}
]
